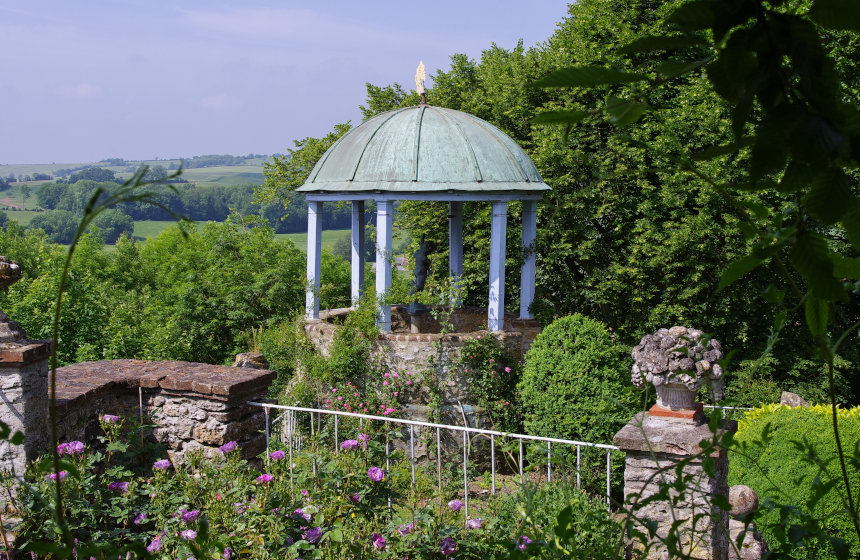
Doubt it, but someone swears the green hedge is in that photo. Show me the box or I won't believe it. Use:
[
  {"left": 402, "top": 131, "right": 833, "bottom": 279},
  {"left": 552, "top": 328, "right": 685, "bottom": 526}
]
[
  {"left": 729, "top": 404, "right": 860, "bottom": 558},
  {"left": 518, "top": 313, "right": 642, "bottom": 445}
]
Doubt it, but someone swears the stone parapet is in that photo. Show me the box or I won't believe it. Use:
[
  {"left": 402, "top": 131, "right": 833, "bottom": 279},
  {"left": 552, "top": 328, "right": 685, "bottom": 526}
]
[
  {"left": 614, "top": 412, "right": 735, "bottom": 560},
  {"left": 0, "top": 340, "right": 50, "bottom": 484},
  {"left": 55, "top": 360, "right": 275, "bottom": 463}
]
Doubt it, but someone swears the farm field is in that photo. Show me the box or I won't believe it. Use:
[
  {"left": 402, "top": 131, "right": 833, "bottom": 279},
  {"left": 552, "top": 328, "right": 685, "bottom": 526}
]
[
  {"left": 1, "top": 159, "right": 267, "bottom": 189},
  {"left": 3, "top": 210, "right": 42, "bottom": 226}
]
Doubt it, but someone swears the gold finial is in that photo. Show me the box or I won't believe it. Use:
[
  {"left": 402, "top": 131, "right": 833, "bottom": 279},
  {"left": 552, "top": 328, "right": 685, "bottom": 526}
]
[{"left": 415, "top": 60, "right": 427, "bottom": 104}]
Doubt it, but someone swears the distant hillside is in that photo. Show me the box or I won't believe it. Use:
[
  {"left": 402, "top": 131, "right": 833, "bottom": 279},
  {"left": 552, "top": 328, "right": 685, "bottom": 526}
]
[{"left": 0, "top": 154, "right": 281, "bottom": 188}]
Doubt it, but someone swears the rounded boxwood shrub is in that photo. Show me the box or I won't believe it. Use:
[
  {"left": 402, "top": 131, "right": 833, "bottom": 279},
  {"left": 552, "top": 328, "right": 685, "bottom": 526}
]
[
  {"left": 518, "top": 313, "right": 642, "bottom": 445},
  {"left": 729, "top": 404, "right": 860, "bottom": 559}
]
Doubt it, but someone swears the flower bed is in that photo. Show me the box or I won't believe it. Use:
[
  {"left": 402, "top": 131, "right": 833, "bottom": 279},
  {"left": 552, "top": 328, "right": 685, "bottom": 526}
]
[{"left": 11, "top": 415, "right": 621, "bottom": 558}]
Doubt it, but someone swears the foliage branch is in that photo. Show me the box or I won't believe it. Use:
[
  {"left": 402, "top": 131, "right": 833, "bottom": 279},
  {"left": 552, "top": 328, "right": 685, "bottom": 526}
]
[{"left": 531, "top": 0, "right": 860, "bottom": 550}]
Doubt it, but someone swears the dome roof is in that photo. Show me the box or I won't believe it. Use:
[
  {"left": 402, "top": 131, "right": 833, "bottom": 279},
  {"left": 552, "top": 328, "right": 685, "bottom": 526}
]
[{"left": 297, "top": 105, "right": 550, "bottom": 195}]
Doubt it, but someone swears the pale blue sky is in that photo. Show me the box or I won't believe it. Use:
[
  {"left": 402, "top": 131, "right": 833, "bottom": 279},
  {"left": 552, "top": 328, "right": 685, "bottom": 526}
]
[{"left": 1, "top": 1, "right": 570, "bottom": 164}]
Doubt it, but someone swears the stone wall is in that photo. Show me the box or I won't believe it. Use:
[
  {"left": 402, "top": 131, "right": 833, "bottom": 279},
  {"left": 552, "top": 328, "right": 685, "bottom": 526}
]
[
  {"left": 55, "top": 360, "right": 275, "bottom": 463},
  {"left": 307, "top": 306, "right": 539, "bottom": 410},
  {"left": 0, "top": 341, "right": 50, "bottom": 480},
  {"left": 614, "top": 412, "right": 734, "bottom": 560}
]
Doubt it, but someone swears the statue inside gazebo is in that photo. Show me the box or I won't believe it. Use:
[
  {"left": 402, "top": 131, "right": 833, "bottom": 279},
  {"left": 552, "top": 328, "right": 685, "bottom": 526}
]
[{"left": 298, "top": 66, "right": 550, "bottom": 333}]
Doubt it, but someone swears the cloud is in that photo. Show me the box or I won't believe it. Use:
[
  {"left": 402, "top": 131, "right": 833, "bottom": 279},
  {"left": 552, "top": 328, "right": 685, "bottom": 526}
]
[
  {"left": 200, "top": 93, "right": 240, "bottom": 110},
  {"left": 60, "top": 83, "right": 104, "bottom": 100}
]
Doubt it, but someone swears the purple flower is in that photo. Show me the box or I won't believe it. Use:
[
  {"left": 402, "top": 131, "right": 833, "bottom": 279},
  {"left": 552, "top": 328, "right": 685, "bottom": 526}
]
[
  {"left": 301, "top": 489, "right": 309, "bottom": 497},
  {"left": 518, "top": 536, "right": 532, "bottom": 550},
  {"left": 467, "top": 518, "right": 483, "bottom": 529},
  {"left": 134, "top": 512, "right": 148, "bottom": 525},
  {"left": 257, "top": 474, "right": 274, "bottom": 484},
  {"left": 340, "top": 439, "right": 359, "bottom": 451},
  {"left": 440, "top": 537, "right": 457, "bottom": 556},
  {"left": 371, "top": 533, "right": 386, "bottom": 549},
  {"left": 358, "top": 433, "right": 370, "bottom": 449},
  {"left": 292, "top": 508, "right": 311, "bottom": 522},
  {"left": 181, "top": 529, "right": 197, "bottom": 540},
  {"left": 108, "top": 481, "right": 128, "bottom": 493},
  {"left": 349, "top": 493, "right": 361, "bottom": 503},
  {"left": 223, "top": 547, "right": 232, "bottom": 559},
  {"left": 101, "top": 414, "right": 120, "bottom": 424},
  {"left": 397, "top": 522, "right": 414, "bottom": 535},
  {"left": 285, "top": 536, "right": 294, "bottom": 545},
  {"left": 447, "top": 499, "right": 463, "bottom": 512},
  {"left": 153, "top": 459, "right": 171, "bottom": 470},
  {"left": 304, "top": 527, "right": 322, "bottom": 544},
  {"left": 45, "top": 471, "right": 68, "bottom": 481},
  {"left": 146, "top": 537, "right": 162, "bottom": 552},
  {"left": 367, "top": 466, "right": 385, "bottom": 482},
  {"left": 218, "top": 441, "right": 238, "bottom": 454},
  {"left": 57, "top": 441, "right": 84, "bottom": 455},
  {"left": 181, "top": 509, "right": 200, "bottom": 523},
  {"left": 269, "top": 450, "right": 286, "bottom": 460}
]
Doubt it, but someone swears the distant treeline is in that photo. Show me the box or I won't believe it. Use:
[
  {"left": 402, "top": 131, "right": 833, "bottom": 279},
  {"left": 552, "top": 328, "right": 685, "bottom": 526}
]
[{"left": 26, "top": 169, "right": 349, "bottom": 243}]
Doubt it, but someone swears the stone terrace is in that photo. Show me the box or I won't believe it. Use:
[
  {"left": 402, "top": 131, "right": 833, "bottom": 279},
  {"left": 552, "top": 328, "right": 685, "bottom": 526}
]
[{"left": 55, "top": 359, "right": 275, "bottom": 464}]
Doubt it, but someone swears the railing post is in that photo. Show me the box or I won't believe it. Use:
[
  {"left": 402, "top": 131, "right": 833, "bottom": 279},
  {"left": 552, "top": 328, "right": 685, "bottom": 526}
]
[
  {"left": 264, "top": 406, "right": 270, "bottom": 468},
  {"left": 490, "top": 435, "right": 496, "bottom": 495},
  {"left": 462, "top": 430, "right": 468, "bottom": 523}
]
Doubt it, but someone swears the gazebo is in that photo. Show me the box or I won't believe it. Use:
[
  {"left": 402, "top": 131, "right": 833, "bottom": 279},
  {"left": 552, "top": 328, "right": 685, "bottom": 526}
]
[{"left": 297, "top": 101, "right": 550, "bottom": 332}]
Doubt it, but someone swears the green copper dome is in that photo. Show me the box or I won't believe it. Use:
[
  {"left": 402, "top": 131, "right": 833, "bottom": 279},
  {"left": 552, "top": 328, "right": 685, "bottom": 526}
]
[{"left": 297, "top": 105, "right": 550, "bottom": 194}]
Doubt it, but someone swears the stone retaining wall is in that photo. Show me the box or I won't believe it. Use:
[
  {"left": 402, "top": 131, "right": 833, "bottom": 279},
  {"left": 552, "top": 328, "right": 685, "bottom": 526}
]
[
  {"left": 55, "top": 360, "right": 275, "bottom": 463},
  {"left": 307, "top": 306, "right": 539, "bottom": 410}
]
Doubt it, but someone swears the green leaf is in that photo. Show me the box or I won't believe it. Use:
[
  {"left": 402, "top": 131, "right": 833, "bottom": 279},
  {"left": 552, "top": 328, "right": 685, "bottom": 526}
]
[
  {"left": 619, "top": 35, "right": 706, "bottom": 54},
  {"left": 9, "top": 431, "right": 24, "bottom": 445},
  {"left": 668, "top": 0, "right": 715, "bottom": 31},
  {"left": 739, "top": 200, "right": 769, "bottom": 219},
  {"left": 691, "top": 139, "right": 751, "bottom": 161},
  {"left": 842, "top": 202, "right": 860, "bottom": 251},
  {"left": 531, "top": 110, "right": 588, "bottom": 124},
  {"left": 811, "top": 0, "right": 860, "bottom": 31},
  {"left": 534, "top": 66, "right": 648, "bottom": 88},
  {"left": 791, "top": 232, "right": 844, "bottom": 300},
  {"left": 719, "top": 254, "right": 764, "bottom": 290},
  {"left": 328, "top": 528, "right": 343, "bottom": 543},
  {"left": 778, "top": 161, "right": 819, "bottom": 193},
  {"left": 833, "top": 256, "right": 860, "bottom": 279},
  {"left": 831, "top": 536, "right": 851, "bottom": 560},
  {"left": 605, "top": 96, "right": 648, "bottom": 126},
  {"left": 657, "top": 58, "right": 707, "bottom": 79}
]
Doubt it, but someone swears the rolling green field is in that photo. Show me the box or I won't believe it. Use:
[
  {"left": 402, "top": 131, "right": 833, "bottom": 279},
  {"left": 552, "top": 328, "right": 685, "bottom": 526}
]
[
  {"left": 3, "top": 210, "right": 42, "bottom": 226},
  {"left": 1, "top": 159, "right": 266, "bottom": 189},
  {"left": 165, "top": 165, "right": 264, "bottom": 187}
]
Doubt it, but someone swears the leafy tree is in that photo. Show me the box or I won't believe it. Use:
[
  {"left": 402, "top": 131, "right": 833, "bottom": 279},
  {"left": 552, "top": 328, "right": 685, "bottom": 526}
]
[
  {"left": 358, "top": 0, "right": 860, "bottom": 404},
  {"left": 67, "top": 167, "right": 118, "bottom": 184},
  {"left": 28, "top": 210, "right": 78, "bottom": 244},
  {"left": 532, "top": 0, "right": 860, "bottom": 550},
  {"left": 35, "top": 182, "right": 65, "bottom": 209},
  {"left": 259, "top": 122, "right": 351, "bottom": 205},
  {"left": 19, "top": 184, "right": 31, "bottom": 207},
  {"left": 89, "top": 209, "right": 134, "bottom": 243}
]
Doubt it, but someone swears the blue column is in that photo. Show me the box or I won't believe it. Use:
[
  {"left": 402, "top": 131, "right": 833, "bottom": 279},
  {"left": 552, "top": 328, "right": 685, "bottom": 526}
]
[
  {"left": 488, "top": 201, "right": 507, "bottom": 331},
  {"left": 306, "top": 201, "right": 322, "bottom": 319},
  {"left": 351, "top": 200, "right": 365, "bottom": 306},
  {"left": 375, "top": 200, "right": 394, "bottom": 330},
  {"left": 520, "top": 199, "right": 537, "bottom": 319}
]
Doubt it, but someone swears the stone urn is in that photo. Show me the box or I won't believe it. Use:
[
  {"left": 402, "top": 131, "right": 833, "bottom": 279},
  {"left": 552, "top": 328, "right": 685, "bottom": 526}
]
[{"left": 631, "top": 326, "right": 724, "bottom": 419}]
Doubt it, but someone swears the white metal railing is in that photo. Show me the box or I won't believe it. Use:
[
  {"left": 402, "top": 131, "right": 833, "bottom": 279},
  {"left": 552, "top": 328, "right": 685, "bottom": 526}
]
[{"left": 249, "top": 402, "right": 620, "bottom": 516}]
